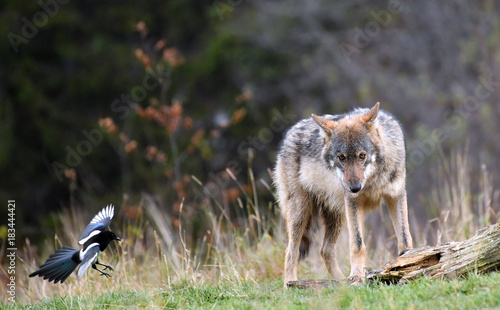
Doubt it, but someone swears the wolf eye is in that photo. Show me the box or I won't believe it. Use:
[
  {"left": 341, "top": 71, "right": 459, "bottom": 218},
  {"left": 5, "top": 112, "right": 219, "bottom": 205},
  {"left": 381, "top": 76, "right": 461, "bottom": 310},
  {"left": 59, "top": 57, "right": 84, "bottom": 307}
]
[
  {"left": 359, "top": 153, "right": 366, "bottom": 160},
  {"left": 338, "top": 154, "right": 346, "bottom": 161}
]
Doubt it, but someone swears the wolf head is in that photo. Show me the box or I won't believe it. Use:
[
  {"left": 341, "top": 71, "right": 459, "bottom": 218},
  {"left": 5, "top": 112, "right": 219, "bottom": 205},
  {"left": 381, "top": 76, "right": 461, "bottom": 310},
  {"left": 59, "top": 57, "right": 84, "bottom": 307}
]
[{"left": 312, "top": 102, "right": 380, "bottom": 195}]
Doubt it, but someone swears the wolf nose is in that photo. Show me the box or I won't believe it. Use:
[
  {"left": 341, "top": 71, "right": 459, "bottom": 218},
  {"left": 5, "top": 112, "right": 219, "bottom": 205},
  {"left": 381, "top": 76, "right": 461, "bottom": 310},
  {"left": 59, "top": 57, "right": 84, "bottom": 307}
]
[{"left": 349, "top": 183, "right": 362, "bottom": 193}]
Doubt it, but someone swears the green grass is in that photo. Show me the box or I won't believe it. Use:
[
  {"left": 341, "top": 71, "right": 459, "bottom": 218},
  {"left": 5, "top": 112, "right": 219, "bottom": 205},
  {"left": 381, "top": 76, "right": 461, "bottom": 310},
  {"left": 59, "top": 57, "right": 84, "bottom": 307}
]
[
  {"left": 6, "top": 149, "right": 500, "bottom": 309},
  {"left": 7, "top": 273, "right": 500, "bottom": 309}
]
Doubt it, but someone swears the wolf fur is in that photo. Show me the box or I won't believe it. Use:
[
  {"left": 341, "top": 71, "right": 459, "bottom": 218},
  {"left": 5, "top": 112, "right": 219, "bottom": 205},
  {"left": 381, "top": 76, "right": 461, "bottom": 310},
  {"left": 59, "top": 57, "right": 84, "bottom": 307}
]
[{"left": 274, "top": 102, "right": 412, "bottom": 285}]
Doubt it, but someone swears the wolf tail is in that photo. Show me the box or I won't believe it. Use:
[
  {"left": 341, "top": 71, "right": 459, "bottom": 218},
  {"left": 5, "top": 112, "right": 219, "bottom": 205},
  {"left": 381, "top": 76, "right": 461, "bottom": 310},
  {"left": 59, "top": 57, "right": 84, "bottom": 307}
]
[
  {"left": 299, "top": 235, "right": 312, "bottom": 260},
  {"left": 29, "top": 246, "right": 80, "bottom": 284},
  {"left": 299, "top": 214, "right": 320, "bottom": 260}
]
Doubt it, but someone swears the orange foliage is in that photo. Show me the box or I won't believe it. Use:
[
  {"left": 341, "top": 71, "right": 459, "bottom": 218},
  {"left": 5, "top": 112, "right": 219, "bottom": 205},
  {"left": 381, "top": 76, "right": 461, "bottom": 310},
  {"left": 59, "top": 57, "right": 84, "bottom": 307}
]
[
  {"left": 99, "top": 117, "right": 117, "bottom": 134},
  {"left": 124, "top": 140, "right": 137, "bottom": 153},
  {"left": 163, "top": 48, "right": 185, "bottom": 68},
  {"left": 64, "top": 168, "right": 77, "bottom": 181},
  {"left": 232, "top": 108, "right": 247, "bottom": 124}
]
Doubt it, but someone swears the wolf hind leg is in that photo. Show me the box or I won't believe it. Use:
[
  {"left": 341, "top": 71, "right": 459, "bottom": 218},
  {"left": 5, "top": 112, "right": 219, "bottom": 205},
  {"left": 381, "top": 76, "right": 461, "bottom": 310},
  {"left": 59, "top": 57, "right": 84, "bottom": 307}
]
[
  {"left": 283, "top": 191, "right": 313, "bottom": 286},
  {"left": 320, "top": 205, "right": 345, "bottom": 280}
]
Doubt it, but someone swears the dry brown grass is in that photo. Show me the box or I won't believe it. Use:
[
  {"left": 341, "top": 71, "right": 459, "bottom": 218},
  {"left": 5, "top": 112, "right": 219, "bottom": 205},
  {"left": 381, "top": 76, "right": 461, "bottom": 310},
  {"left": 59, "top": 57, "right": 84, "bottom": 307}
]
[{"left": 4, "top": 147, "right": 499, "bottom": 304}]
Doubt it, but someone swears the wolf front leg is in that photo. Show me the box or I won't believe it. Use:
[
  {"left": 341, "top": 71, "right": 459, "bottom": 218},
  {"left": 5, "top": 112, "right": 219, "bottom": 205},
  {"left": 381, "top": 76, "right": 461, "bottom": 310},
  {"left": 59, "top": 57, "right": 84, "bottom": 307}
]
[
  {"left": 345, "top": 197, "right": 366, "bottom": 282},
  {"left": 320, "top": 207, "right": 346, "bottom": 280},
  {"left": 386, "top": 192, "right": 413, "bottom": 254},
  {"left": 283, "top": 195, "right": 312, "bottom": 287}
]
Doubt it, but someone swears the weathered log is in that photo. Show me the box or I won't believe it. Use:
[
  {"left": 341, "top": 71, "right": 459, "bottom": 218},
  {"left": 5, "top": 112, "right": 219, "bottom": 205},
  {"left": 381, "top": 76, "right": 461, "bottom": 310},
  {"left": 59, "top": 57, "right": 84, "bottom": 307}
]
[
  {"left": 286, "top": 279, "right": 336, "bottom": 289},
  {"left": 367, "top": 223, "right": 500, "bottom": 283},
  {"left": 287, "top": 224, "right": 500, "bottom": 289}
]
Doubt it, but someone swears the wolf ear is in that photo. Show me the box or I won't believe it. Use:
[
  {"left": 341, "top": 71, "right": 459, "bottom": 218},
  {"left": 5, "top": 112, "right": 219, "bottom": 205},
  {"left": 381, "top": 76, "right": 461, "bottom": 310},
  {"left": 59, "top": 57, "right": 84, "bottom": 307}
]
[
  {"left": 361, "top": 102, "right": 380, "bottom": 125},
  {"left": 311, "top": 114, "right": 336, "bottom": 134}
]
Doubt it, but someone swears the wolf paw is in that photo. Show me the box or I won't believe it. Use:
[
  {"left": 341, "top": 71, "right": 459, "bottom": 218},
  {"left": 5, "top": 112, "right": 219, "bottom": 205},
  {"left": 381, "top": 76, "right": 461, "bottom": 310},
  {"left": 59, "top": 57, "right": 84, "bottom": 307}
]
[
  {"left": 348, "top": 275, "right": 365, "bottom": 285},
  {"left": 399, "top": 249, "right": 410, "bottom": 256}
]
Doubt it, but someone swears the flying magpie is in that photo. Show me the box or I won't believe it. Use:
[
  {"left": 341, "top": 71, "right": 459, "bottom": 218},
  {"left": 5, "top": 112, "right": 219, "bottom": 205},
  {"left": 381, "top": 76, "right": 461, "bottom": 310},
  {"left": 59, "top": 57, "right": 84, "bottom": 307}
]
[{"left": 29, "top": 204, "right": 121, "bottom": 284}]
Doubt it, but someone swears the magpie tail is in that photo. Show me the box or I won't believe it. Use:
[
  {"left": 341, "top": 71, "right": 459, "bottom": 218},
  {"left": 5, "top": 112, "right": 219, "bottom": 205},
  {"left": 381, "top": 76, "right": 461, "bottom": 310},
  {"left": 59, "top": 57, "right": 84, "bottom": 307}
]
[{"left": 29, "top": 246, "right": 80, "bottom": 284}]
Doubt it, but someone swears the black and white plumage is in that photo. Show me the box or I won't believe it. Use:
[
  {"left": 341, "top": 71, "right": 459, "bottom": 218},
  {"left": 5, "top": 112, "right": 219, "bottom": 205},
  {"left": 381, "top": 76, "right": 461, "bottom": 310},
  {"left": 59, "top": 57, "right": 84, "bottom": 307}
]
[
  {"left": 29, "top": 204, "right": 121, "bottom": 284},
  {"left": 79, "top": 204, "right": 115, "bottom": 245}
]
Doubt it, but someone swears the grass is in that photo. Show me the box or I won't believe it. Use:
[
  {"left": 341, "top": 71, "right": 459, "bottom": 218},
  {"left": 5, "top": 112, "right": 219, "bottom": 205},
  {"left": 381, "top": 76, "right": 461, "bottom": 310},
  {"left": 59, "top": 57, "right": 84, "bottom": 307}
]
[
  {"left": 2, "top": 148, "right": 500, "bottom": 309},
  {"left": 6, "top": 273, "right": 500, "bottom": 309}
]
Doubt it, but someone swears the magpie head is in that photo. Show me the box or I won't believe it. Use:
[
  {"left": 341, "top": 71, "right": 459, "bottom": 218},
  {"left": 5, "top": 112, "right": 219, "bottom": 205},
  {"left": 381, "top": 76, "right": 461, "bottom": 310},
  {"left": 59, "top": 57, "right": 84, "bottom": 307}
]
[
  {"left": 102, "top": 230, "right": 121, "bottom": 242},
  {"left": 110, "top": 231, "right": 121, "bottom": 241}
]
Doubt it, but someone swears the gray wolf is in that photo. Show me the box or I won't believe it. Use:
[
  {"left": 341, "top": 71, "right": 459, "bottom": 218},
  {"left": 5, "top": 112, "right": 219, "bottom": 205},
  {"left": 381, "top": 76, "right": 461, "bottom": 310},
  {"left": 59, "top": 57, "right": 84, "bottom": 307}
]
[{"left": 274, "top": 102, "right": 412, "bottom": 285}]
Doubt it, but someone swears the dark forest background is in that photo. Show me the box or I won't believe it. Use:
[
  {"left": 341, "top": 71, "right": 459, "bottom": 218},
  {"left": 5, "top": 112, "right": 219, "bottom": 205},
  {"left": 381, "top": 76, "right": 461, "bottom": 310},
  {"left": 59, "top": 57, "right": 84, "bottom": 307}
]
[{"left": 1, "top": 0, "right": 500, "bottom": 245}]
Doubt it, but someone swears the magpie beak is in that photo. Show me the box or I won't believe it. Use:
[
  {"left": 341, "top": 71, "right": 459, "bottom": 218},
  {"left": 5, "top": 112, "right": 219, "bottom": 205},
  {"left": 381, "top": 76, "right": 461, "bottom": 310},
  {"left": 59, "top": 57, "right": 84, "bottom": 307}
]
[{"left": 29, "top": 204, "right": 121, "bottom": 284}]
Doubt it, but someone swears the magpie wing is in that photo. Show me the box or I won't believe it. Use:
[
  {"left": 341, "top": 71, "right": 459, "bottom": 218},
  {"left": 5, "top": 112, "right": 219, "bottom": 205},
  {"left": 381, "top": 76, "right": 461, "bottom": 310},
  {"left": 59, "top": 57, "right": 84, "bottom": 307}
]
[
  {"left": 77, "top": 243, "right": 100, "bottom": 278},
  {"left": 79, "top": 204, "right": 114, "bottom": 245},
  {"left": 29, "top": 246, "right": 79, "bottom": 284}
]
